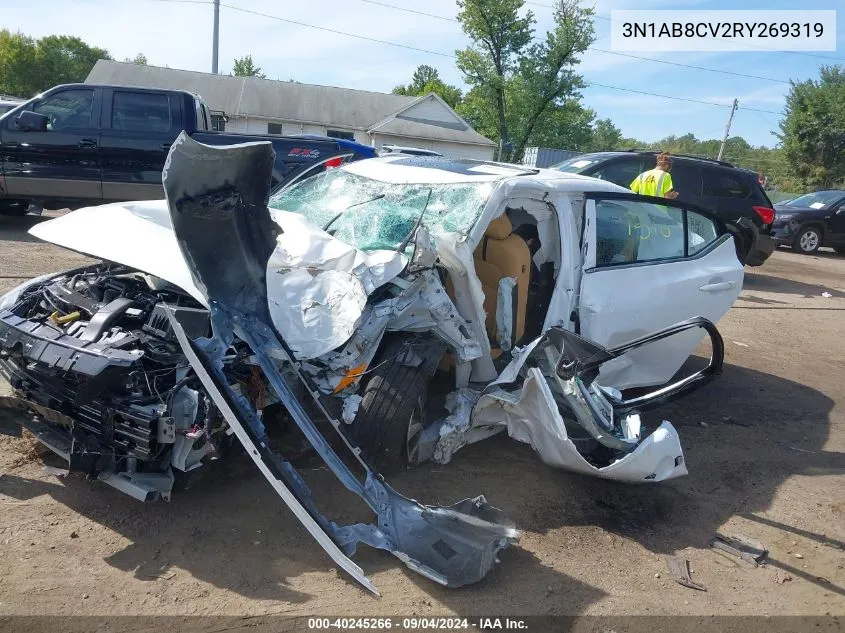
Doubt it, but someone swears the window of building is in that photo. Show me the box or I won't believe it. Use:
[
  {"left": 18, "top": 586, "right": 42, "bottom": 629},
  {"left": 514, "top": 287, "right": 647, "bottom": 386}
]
[
  {"left": 112, "top": 91, "right": 171, "bottom": 132},
  {"left": 702, "top": 167, "right": 751, "bottom": 198},
  {"left": 327, "top": 129, "right": 355, "bottom": 141},
  {"left": 268, "top": 122, "right": 282, "bottom": 135}
]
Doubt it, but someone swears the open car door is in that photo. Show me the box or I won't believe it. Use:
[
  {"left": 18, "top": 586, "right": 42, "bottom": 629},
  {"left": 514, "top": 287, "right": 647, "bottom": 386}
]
[{"left": 578, "top": 192, "right": 744, "bottom": 390}]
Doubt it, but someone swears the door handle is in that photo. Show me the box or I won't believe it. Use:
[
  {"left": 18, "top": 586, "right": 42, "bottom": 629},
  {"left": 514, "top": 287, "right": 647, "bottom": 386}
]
[
  {"left": 160, "top": 143, "right": 171, "bottom": 151},
  {"left": 699, "top": 281, "right": 736, "bottom": 292},
  {"left": 78, "top": 138, "right": 97, "bottom": 149}
]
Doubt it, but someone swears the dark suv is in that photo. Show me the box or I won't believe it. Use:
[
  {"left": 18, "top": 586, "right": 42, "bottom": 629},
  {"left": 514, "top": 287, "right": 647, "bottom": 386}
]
[{"left": 553, "top": 151, "right": 777, "bottom": 266}]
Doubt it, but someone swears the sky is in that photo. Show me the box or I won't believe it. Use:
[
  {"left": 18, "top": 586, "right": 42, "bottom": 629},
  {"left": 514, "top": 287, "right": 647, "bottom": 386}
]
[{"left": 1, "top": 0, "right": 843, "bottom": 149}]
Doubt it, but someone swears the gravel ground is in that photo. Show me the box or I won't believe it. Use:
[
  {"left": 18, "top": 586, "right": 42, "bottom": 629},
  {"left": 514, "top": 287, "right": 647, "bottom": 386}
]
[{"left": 0, "top": 212, "right": 843, "bottom": 617}]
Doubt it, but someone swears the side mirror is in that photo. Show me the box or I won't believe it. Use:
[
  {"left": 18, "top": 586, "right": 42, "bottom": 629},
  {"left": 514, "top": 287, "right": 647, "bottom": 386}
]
[{"left": 14, "top": 111, "right": 49, "bottom": 132}]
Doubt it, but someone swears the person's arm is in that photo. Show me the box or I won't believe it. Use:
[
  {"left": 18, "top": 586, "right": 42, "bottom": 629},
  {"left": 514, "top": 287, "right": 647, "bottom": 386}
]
[{"left": 662, "top": 173, "right": 679, "bottom": 199}]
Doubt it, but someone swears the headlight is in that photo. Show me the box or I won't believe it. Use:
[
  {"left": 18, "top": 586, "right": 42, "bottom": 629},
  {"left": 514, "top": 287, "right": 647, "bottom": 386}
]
[{"left": 0, "top": 273, "right": 55, "bottom": 311}]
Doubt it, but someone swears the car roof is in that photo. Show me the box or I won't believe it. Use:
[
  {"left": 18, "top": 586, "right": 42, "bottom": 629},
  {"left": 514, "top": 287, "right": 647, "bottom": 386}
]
[
  {"left": 342, "top": 155, "right": 629, "bottom": 193},
  {"left": 563, "top": 150, "right": 737, "bottom": 169}
]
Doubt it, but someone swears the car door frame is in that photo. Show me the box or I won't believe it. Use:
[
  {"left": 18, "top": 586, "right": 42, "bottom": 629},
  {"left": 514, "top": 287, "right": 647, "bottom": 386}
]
[
  {"left": 1, "top": 86, "right": 103, "bottom": 204},
  {"left": 99, "top": 87, "right": 183, "bottom": 201},
  {"left": 575, "top": 190, "right": 744, "bottom": 389},
  {"left": 825, "top": 197, "right": 845, "bottom": 244}
]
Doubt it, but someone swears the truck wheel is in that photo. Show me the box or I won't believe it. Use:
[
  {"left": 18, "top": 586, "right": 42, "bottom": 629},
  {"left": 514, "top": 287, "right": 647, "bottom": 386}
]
[
  {"left": 348, "top": 362, "right": 429, "bottom": 475},
  {"left": 793, "top": 226, "right": 821, "bottom": 254},
  {"left": 0, "top": 201, "right": 29, "bottom": 217}
]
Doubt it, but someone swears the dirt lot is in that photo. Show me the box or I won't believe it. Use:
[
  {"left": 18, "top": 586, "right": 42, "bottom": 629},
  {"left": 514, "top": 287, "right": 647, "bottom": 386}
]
[{"left": 0, "top": 212, "right": 843, "bottom": 617}]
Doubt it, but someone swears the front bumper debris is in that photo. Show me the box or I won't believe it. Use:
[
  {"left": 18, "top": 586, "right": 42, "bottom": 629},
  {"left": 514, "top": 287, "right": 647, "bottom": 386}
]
[{"left": 161, "top": 133, "right": 517, "bottom": 594}]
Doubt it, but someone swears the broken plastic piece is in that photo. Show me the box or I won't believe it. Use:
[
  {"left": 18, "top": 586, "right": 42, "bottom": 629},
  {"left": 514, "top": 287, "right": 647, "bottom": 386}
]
[
  {"left": 665, "top": 555, "right": 706, "bottom": 591},
  {"left": 712, "top": 533, "right": 768, "bottom": 566}
]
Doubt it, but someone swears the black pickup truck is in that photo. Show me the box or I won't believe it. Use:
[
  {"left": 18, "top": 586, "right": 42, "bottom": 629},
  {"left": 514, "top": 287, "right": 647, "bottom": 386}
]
[{"left": 0, "top": 83, "right": 376, "bottom": 216}]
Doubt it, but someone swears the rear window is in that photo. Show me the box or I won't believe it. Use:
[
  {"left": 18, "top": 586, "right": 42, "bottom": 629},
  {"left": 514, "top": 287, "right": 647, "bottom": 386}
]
[
  {"left": 553, "top": 156, "right": 606, "bottom": 172},
  {"left": 112, "top": 91, "right": 171, "bottom": 132},
  {"left": 590, "top": 157, "right": 646, "bottom": 188},
  {"left": 670, "top": 162, "right": 703, "bottom": 196},
  {"left": 702, "top": 167, "right": 751, "bottom": 198}
]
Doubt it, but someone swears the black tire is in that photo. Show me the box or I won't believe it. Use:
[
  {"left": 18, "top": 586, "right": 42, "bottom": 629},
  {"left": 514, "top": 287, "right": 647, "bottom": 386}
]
[
  {"left": 348, "top": 362, "right": 429, "bottom": 474},
  {"left": 0, "top": 201, "right": 29, "bottom": 217},
  {"left": 792, "top": 225, "right": 822, "bottom": 254}
]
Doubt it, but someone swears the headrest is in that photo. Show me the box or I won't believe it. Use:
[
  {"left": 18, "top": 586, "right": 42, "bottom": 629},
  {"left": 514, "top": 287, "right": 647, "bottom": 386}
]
[{"left": 485, "top": 214, "right": 513, "bottom": 240}]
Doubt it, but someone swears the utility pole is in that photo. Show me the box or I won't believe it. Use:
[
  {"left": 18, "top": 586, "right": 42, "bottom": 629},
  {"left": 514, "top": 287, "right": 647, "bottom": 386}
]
[
  {"left": 717, "top": 98, "right": 738, "bottom": 161},
  {"left": 211, "top": 0, "right": 220, "bottom": 74}
]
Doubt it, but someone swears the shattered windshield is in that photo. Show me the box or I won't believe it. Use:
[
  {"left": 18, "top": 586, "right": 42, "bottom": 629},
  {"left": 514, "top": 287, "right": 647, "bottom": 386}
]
[{"left": 268, "top": 169, "right": 493, "bottom": 251}]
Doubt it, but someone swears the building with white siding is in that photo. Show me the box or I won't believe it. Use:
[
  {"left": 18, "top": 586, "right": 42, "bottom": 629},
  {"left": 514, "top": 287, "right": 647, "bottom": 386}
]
[{"left": 85, "top": 60, "right": 496, "bottom": 160}]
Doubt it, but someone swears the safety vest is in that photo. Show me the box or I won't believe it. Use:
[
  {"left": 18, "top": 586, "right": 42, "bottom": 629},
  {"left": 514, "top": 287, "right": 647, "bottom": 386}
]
[{"left": 630, "top": 168, "right": 673, "bottom": 197}]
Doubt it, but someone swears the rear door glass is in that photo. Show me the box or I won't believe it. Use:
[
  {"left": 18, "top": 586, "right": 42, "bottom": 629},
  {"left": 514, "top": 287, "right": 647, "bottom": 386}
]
[
  {"left": 112, "top": 91, "right": 172, "bottom": 132},
  {"left": 590, "top": 157, "right": 646, "bottom": 189},
  {"left": 670, "top": 162, "right": 702, "bottom": 197},
  {"left": 702, "top": 167, "right": 750, "bottom": 198}
]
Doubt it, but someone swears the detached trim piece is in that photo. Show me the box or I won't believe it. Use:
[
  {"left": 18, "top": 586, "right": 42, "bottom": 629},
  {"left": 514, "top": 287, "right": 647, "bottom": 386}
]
[{"left": 555, "top": 316, "right": 724, "bottom": 415}]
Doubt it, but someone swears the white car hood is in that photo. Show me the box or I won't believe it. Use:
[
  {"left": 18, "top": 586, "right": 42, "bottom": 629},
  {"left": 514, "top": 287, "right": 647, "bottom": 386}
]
[{"left": 29, "top": 202, "right": 406, "bottom": 359}]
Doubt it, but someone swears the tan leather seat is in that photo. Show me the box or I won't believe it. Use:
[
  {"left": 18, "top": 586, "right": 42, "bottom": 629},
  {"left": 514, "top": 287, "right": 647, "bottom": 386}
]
[{"left": 473, "top": 214, "right": 532, "bottom": 349}]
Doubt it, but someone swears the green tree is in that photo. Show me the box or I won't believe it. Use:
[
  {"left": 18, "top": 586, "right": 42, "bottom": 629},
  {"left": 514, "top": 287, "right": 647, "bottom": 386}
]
[
  {"left": 124, "top": 53, "right": 148, "bottom": 64},
  {"left": 232, "top": 55, "right": 266, "bottom": 78},
  {"left": 392, "top": 64, "right": 463, "bottom": 109},
  {"left": 455, "top": 0, "right": 594, "bottom": 161},
  {"left": 0, "top": 30, "right": 110, "bottom": 97},
  {"left": 587, "top": 118, "right": 623, "bottom": 151},
  {"left": 779, "top": 65, "right": 845, "bottom": 189}
]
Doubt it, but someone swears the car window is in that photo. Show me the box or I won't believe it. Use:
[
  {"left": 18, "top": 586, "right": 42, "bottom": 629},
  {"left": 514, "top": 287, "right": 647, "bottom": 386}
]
[
  {"left": 590, "top": 158, "right": 645, "bottom": 188},
  {"left": 687, "top": 210, "right": 719, "bottom": 255},
  {"left": 594, "top": 199, "right": 721, "bottom": 267},
  {"left": 112, "top": 91, "right": 171, "bottom": 132},
  {"left": 702, "top": 167, "right": 750, "bottom": 198},
  {"left": 669, "top": 162, "right": 702, "bottom": 196},
  {"left": 32, "top": 89, "right": 94, "bottom": 130}
]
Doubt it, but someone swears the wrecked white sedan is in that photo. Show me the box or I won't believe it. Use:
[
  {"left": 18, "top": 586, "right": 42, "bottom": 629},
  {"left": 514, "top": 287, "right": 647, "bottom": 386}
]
[{"left": 0, "top": 136, "right": 751, "bottom": 593}]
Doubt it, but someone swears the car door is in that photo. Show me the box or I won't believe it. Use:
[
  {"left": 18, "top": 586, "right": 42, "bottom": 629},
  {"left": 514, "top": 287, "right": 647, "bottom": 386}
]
[
  {"left": 100, "top": 88, "right": 182, "bottom": 201},
  {"left": 1, "top": 86, "right": 102, "bottom": 202},
  {"left": 825, "top": 197, "right": 845, "bottom": 244},
  {"left": 578, "top": 192, "right": 744, "bottom": 390}
]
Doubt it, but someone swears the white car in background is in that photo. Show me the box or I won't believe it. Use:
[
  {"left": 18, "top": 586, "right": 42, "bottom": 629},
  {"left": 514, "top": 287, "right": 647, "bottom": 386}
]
[{"left": 0, "top": 137, "right": 752, "bottom": 593}]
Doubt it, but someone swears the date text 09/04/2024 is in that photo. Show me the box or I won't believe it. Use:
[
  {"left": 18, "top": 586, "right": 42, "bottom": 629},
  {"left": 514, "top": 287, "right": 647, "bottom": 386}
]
[{"left": 307, "top": 617, "right": 528, "bottom": 630}]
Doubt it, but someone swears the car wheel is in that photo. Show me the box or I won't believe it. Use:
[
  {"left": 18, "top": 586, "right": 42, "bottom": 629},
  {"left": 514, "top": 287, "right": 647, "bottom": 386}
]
[
  {"left": 0, "top": 200, "right": 29, "bottom": 217},
  {"left": 793, "top": 226, "right": 822, "bottom": 254},
  {"left": 348, "top": 361, "right": 429, "bottom": 475}
]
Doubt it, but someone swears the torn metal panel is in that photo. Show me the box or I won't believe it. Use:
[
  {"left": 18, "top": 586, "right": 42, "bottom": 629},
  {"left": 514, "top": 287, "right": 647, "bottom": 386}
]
[
  {"left": 163, "top": 133, "right": 517, "bottom": 593},
  {"left": 473, "top": 368, "right": 688, "bottom": 482}
]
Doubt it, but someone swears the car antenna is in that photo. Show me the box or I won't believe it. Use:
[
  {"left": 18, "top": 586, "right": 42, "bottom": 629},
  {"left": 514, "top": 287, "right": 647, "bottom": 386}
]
[{"left": 396, "top": 188, "right": 433, "bottom": 254}]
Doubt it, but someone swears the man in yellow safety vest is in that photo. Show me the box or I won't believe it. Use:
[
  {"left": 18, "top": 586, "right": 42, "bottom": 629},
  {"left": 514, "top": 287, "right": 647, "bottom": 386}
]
[{"left": 630, "top": 152, "right": 679, "bottom": 199}]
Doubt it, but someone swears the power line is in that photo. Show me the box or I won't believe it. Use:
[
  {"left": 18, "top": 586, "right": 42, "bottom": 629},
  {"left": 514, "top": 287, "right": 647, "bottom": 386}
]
[
  {"left": 585, "top": 82, "right": 782, "bottom": 115},
  {"left": 146, "top": 0, "right": 784, "bottom": 117},
  {"left": 218, "top": 2, "right": 454, "bottom": 58},
  {"left": 354, "top": 0, "right": 791, "bottom": 85},
  {"left": 526, "top": 0, "right": 845, "bottom": 63}
]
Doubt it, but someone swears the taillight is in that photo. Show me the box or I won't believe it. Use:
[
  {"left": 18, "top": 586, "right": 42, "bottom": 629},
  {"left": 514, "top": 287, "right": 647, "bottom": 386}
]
[
  {"left": 324, "top": 157, "right": 343, "bottom": 169},
  {"left": 753, "top": 205, "right": 775, "bottom": 224}
]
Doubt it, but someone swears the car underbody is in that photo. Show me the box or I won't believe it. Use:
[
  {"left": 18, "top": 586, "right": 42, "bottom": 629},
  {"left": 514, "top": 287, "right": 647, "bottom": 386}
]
[{"left": 0, "top": 135, "right": 733, "bottom": 593}]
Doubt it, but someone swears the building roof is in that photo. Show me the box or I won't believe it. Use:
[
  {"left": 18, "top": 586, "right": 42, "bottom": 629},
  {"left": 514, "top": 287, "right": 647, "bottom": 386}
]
[{"left": 86, "top": 60, "right": 495, "bottom": 147}]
